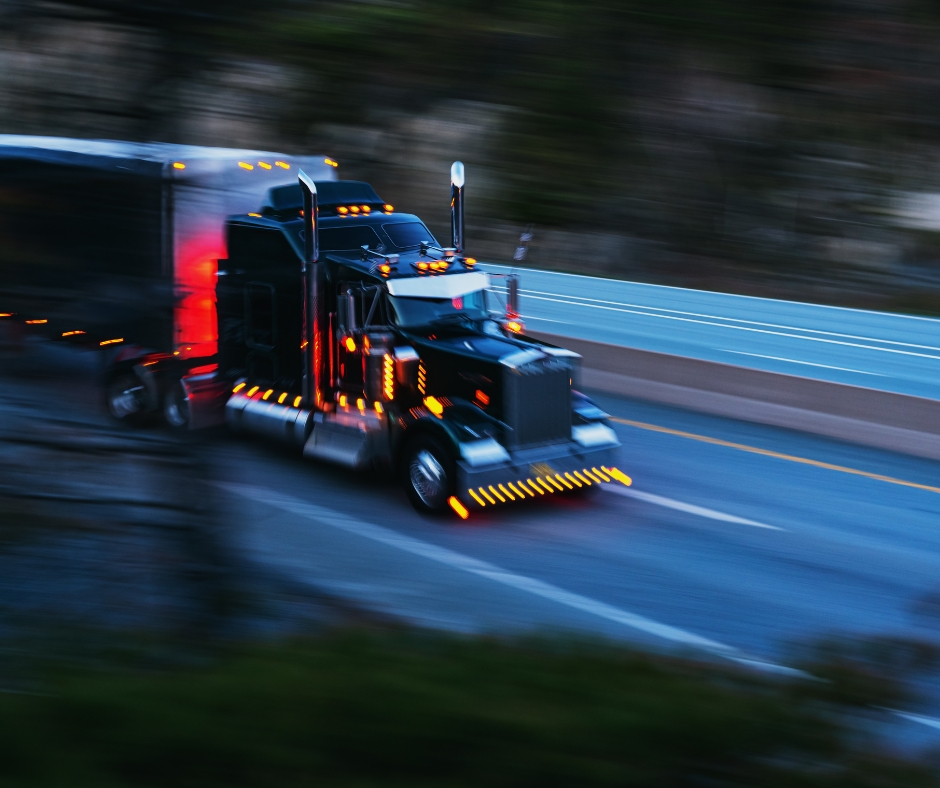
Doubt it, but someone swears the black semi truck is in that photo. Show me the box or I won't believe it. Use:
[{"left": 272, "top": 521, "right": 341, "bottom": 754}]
[{"left": 0, "top": 137, "right": 629, "bottom": 516}]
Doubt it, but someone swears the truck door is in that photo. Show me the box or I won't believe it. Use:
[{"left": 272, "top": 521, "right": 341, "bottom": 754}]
[{"left": 244, "top": 281, "right": 277, "bottom": 384}]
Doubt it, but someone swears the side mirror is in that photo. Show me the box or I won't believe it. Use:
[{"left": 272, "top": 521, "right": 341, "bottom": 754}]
[{"left": 507, "top": 274, "right": 520, "bottom": 319}]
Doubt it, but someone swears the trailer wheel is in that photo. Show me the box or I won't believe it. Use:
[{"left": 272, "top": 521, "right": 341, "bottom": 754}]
[
  {"left": 106, "top": 373, "right": 148, "bottom": 425},
  {"left": 402, "top": 435, "right": 455, "bottom": 514},
  {"left": 162, "top": 380, "right": 190, "bottom": 429}
]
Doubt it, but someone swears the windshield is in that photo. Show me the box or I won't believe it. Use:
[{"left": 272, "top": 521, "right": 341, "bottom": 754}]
[
  {"left": 387, "top": 289, "right": 487, "bottom": 327},
  {"left": 319, "top": 225, "right": 384, "bottom": 252},
  {"left": 383, "top": 222, "right": 437, "bottom": 250}
]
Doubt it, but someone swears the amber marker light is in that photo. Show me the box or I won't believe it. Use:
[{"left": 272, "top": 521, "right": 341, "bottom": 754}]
[
  {"left": 324, "top": 158, "right": 339, "bottom": 168},
  {"left": 293, "top": 396, "right": 302, "bottom": 408},
  {"left": 360, "top": 205, "right": 371, "bottom": 213},
  {"left": 379, "top": 263, "right": 391, "bottom": 276},
  {"left": 339, "top": 394, "right": 348, "bottom": 407},
  {"left": 260, "top": 389, "right": 273, "bottom": 401},
  {"left": 238, "top": 162, "right": 254, "bottom": 170},
  {"left": 233, "top": 382, "right": 246, "bottom": 393},
  {"left": 374, "top": 401, "right": 384, "bottom": 414},
  {"left": 61, "top": 330, "right": 85, "bottom": 337},
  {"left": 248, "top": 212, "right": 262, "bottom": 217},
  {"left": 464, "top": 257, "right": 477, "bottom": 268},
  {"left": 348, "top": 205, "right": 360, "bottom": 214},
  {"left": 172, "top": 162, "right": 186, "bottom": 170},
  {"left": 277, "top": 392, "right": 287, "bottom": 404},
  {"left": 423, "top": 396, "right": 444, "bottom": 417},
  {"left": 357, "top": 398, "right": 365, "bottom": 413},
  {"left": 258, "top": 161, "right": 272, "bottom": 170},
  {"left": 343, "top": 336, "right": 356, "bottom": 352},
  {"left": 0, "top": 313, "right": 12, "bottom": 318},
  {"left": 99, "top": 338, "right": 123, "bottom": 346},
  {"left": 275, "top": 161, "right": 290, "bottom": 169},
  {"left": 25, "top": 319, "right": 47, "bottom": 324},
  {"left": 417, "top": 261, "right": 430, "bottom": 272},
  {"left": 383, "top": 204, "right": 394, "bottom": 213},
  {"left": 337, "top": 206, "right": 349, "bottom": 215},
  {"left": 603, "top": 467, "right": 633, "bottom": 487},
  {"left": 448, "top": 496, "right": 469, "bottom": 519},
  {"left": 247, "top": 386, "right": 259, "bottom": 397}
]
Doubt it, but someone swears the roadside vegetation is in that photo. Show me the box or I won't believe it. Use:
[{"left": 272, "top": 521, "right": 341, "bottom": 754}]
[{"left": 1, "top": 631, "right": 939, "bottom": 787}]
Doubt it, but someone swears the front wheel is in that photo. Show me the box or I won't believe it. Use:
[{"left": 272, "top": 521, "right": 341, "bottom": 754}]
[{"left": 402, "top": 435, "right": 455, "bottom": 514}]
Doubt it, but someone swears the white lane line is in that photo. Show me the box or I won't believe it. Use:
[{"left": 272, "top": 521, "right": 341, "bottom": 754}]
[
  {"left": 724, "top": 351, "right": 885, "bottom": 377},
  {"left": 604, "top": 485, "right": 783, "bottom": 531},
  {"left": 893, "top": 711, "right": 940, "bottom": 731},
  {"left": 514, "top": 287, "right": 940, "bottom": 353},
  {"left": 218, "top": 481, "right": 794, "bottom": 674},
  {"left": 514, "top": 292, "right": 940, "bottom": 362},
  {"left": 483, "top": 264, "right": 940, "bottom": 326}
]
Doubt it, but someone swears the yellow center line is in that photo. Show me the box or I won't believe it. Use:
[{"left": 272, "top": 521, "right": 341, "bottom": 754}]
[{"left": 609, "top": 416, "right": 940, "bottom": 496}]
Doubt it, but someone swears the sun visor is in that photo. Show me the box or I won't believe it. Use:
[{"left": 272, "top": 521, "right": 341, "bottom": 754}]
[{"left": 386, "top": 272, "right": 490, "bottom": 299}]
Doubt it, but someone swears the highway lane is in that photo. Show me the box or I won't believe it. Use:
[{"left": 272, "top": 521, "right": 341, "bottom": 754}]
[
  {"left": 214, "top": 390, "right": 940, "bottom": 666},
  {"left": 481, "top": 264, "right": 940, "bottom": 400}
]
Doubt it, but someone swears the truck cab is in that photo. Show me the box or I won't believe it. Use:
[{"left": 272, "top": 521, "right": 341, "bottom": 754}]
[{"left": 217, "top": 169, "right": 625, "bottom": 516}]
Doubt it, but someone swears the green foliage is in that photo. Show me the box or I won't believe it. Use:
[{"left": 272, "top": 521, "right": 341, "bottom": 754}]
[{"left": 0, "top": 632, "right": 937, "bottom": 787}]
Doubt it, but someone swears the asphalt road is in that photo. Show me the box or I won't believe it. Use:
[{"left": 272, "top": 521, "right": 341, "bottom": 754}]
[
  {"left": 482, "top": 264, "right": 940, "bottom": 400},
  {"left": 216, "top": 388, "right": 940, "bottom": 670}
]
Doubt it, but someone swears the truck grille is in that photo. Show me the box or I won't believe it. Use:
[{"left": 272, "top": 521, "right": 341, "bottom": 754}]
[{"left": 503, "top": 356, "right": 571, "bottom": 449}]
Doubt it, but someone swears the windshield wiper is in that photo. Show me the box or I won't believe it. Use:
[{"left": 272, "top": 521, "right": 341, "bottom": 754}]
[{"left": 429, "top": 312, "right": 476, "bottom": 326}]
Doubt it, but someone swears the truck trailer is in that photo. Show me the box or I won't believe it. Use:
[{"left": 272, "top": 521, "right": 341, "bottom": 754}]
[{"left": 0, "top": 136, "right": 629, "bottom": 516}]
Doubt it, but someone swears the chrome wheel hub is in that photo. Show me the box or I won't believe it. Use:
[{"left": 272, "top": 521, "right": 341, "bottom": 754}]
[
  {"left": 410, "top": 449, "right": 446, "bottom": 506},
  {"left": 110, "top": 384, "right": 143, "bottom": 418}
]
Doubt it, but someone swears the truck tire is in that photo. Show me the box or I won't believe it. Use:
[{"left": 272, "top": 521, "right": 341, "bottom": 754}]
[
  {"left": 402, "top": 434, "right": 455, "bottom": 515},
  {"left": 105, "top": 373, "right": 148, "bottom": 425},
  {"left": 162, "top": 380, "right": 190, "bottom": 429}
]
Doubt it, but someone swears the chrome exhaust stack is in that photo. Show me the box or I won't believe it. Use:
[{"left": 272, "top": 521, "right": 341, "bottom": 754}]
[
  {"left": 450, "top": 161, "right": 465, "bottom": 254},
  {"left": 298, "top": 170, "right": 325, "bottom": 409}
]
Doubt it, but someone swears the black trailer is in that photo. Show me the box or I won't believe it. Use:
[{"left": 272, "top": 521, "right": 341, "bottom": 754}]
[{"left": 0, "top": 136, "right": 334, "bottom": 424}]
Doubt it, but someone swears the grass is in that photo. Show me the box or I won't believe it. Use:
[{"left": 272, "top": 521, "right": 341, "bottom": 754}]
[{"left": 0, "top": 631, "right": 937, "bottom": 787}]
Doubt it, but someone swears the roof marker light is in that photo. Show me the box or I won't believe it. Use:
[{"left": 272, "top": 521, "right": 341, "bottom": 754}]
[
  {"left": 337, "top": 206, "right": 349, "bottom": 215},
  {"left": 247, "top": 386, "right": 259, "bottom": 397},
  {"left": 275, "top": 161, "right": 290, "bottom": 169},
  {"left": 417, "top": 261, "right": 430, "bottom": 272},
  {"left": 348, "top": 206, "right": 360, "bottom": 214},
  {"left": 233, "top": 382, "right": 246, "bottom": 393},
  {"left": 0, "top": 313, "right": 12, "bottom": 318},
  {"left": 99, "top": 337, "right": 123, "bottom": 346},
  {"left": 238, "top": 162, "right": 254, "bottom": 170},
  {"left": 360, "top": 205, "right": 371, "bottom": 213},
  {"left": 324, "top": 158, "right": 338, "bottom": 168},
  {"left": 464, "top": 257, "right": 476, "bottom": 268},
  {"left": 248, "top": 212, "right": 261, "bottom": 217},
  {"left": 25, "top": 319, "right": 47, "bottom": 324},
  {"left": 262, "top": 389, "right": 274, "bottom": 401},
  {"left": 173, "top": 162, "right": 186, "bottom": 170},
  {"left": 383, "top": 204, "right": 394, "bottom": 212},
  {"left": 258, "top": 161, "right": 272, "bottom": 170},
  {"left": 61, "top": 330, "right": 85, "bottom": 337}
]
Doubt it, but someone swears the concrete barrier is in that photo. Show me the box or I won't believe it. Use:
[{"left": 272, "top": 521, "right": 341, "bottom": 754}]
[{"left": 531, "top": 331, "right": 940, "bottom": 461}]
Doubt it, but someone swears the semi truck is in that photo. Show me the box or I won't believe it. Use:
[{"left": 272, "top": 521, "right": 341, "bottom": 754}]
[{"left": 0, "top": 136, "right": 629, "bottom": 516}]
